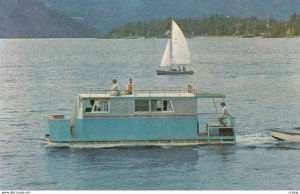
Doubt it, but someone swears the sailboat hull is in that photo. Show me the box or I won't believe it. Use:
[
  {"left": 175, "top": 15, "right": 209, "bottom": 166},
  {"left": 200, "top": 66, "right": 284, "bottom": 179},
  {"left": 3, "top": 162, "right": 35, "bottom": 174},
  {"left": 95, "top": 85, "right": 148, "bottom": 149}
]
[{"left": 156, "top": 70, "right": 194, "bottom": 75}]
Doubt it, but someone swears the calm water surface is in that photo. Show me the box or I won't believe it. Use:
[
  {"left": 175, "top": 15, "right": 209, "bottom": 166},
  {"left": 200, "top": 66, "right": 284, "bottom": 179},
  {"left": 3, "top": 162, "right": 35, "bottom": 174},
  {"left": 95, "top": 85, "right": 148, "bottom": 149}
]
[{"left": 0, "top": 38, "right": 299, "bottom": 190}]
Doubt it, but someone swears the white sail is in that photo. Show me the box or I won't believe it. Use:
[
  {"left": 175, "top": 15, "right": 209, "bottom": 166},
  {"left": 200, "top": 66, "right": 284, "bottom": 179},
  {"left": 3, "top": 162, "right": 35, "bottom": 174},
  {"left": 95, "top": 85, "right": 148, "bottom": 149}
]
[
  {"left": 171, "top": 20, "right": 191, "bottom": 65},
  {"left": 160, "top": 39, "right": 171, "bottom": 67}
]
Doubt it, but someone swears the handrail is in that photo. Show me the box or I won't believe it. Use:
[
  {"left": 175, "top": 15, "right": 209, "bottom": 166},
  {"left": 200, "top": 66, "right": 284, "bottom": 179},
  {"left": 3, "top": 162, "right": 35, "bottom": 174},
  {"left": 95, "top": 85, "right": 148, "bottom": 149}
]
[
  {"left": 80, "top": 86, "right": 228, "bottom": 100},
  {"left": 85, "top": 87, "right": 194, "bottom": 92},
  {"left": 83, "top": 86, "right": 197, "bottom": 96},
  {"left": 197, "top": 113, "right": 236, "bottom": 127}
]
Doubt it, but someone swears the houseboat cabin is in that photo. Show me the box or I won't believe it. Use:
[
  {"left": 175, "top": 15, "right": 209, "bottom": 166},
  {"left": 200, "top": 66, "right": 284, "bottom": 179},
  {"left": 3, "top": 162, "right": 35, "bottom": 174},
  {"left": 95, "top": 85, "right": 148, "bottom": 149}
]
[{"left": 45, "top": 87, "right": 236, "bottom": 147}]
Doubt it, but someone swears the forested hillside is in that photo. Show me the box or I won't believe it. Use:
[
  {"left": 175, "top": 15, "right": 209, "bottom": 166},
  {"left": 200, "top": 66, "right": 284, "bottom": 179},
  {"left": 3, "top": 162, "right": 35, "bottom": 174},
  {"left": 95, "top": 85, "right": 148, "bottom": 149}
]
[
  {"left": 101, "top": 14, "right": 300, "bottom": 38},
  {"left": 42, "top": 0, "right": 300, "bottom": 34},
  {"left": 2, "top": 0, "right": 300, "bottom": 38}
]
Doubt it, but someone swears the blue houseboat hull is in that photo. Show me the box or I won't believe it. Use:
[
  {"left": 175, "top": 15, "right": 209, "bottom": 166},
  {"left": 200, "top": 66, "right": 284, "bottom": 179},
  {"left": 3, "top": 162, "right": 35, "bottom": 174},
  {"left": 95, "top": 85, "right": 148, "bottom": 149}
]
[{"left": 46, "top": 115, "right": 235, "bottom": 147}]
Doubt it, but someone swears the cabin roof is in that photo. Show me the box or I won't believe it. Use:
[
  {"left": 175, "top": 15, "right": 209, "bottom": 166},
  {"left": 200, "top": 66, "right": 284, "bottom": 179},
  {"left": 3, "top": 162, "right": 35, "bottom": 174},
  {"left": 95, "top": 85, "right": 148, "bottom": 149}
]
[
  {"left": 78, "top": 87, "right": 226, "bottom": 99},
  {"left": 78, "top": 92, "right": 226, "bottom": 99},
  {"left": 78, "top": 92, "right": 195, "bottom": 99}
]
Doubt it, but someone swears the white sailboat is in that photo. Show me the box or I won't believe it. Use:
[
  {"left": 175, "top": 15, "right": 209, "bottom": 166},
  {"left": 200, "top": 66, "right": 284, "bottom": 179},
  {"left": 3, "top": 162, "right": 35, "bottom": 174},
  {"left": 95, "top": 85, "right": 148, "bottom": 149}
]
[{"left": 157, "top": 20, "right": 193, "bottom": 75}]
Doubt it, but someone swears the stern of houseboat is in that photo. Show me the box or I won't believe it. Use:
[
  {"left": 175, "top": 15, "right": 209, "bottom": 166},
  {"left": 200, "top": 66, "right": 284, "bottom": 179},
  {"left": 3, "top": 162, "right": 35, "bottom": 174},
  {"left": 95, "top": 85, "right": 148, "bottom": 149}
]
[{"left": 197, "top": 113, "right": 236, "bottom": 144}]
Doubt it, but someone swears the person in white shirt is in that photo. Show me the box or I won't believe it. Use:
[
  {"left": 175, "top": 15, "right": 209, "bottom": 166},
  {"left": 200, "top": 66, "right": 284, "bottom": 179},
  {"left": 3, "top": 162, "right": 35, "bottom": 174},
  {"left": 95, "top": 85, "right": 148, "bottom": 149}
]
[
  {"left": 218, "top": 102, "right": 229, "bottom": 126},
  {"left": 110, "top": 79, "right": 120, "bottom": 96}
]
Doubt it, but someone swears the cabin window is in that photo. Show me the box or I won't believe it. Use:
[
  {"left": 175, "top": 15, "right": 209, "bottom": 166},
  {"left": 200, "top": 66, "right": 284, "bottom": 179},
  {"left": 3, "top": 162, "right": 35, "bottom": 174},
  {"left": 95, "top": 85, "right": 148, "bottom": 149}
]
[
  {"left": 84, "top": 99, "right": 109, "bottom": 113},
  {"left": 151, "top": 99, "right": 162, "bottom": 111},
  {"left": 151, "top": 99, "right": 173, "bottom": 112},
  {"left": 92, "top": 100, "right": 109, "bottom": 112},
  {"left": 162, "top": 100, "right": 173, "bottom": 111},
  {"left": 135, "top": 100, "right": 149, "bottom": 112},
  {"left": 84, "top": 100, "right": 93, "bottom": 112}
]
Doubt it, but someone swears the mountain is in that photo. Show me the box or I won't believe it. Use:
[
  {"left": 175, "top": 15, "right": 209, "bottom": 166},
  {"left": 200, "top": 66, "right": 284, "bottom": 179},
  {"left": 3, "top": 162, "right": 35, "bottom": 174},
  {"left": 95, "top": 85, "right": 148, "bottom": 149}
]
[
  {"left": 0, "top": 0, "right": 99, "bottom": 38},
  {"left": 41, "top": 0, "right": 300, "bottom": 34},
  {"left": 2, "top": 0, "right": 300, "bottom": 38}
]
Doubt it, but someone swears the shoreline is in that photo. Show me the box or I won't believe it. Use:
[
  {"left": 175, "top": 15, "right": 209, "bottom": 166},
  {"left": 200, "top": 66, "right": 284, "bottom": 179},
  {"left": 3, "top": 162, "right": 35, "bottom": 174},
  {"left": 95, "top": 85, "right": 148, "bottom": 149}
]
[
  {"left": 98, "top": 35, "right": 300, "bottom": 39},
  {"left": 1, "top": 35, "right": 299, "bottom": 40}
]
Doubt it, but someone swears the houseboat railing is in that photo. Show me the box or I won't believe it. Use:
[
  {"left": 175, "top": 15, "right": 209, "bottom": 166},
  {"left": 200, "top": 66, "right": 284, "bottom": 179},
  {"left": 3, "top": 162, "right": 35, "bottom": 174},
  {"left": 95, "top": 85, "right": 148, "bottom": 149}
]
[
  {"left": 83, "top": 86, "right": 196, "bottom": 97},
  {"left": 197, "top": 113, "right": 236, "bottom": 127}
]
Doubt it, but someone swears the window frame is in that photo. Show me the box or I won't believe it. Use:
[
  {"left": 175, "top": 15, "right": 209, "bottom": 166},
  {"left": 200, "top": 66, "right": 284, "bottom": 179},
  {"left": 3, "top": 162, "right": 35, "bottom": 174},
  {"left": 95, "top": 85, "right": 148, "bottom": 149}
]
[
  {"left": 150, "top": 99, "right": 174, "bottom": 113},
  {"left": 135, "top": 99, "right": 150, "bottom": 112},
  {"left": 92, "top": 100, "right": 110, "bottom": 113},
  {"left": 84, "top": 99, "right": 110, "bottom": 113},
  {"left": 162, "top": 99, "right": 173, "bottom": 112},
  {"left": 151, "top": 99, "right": 162, "bottom": 112}
]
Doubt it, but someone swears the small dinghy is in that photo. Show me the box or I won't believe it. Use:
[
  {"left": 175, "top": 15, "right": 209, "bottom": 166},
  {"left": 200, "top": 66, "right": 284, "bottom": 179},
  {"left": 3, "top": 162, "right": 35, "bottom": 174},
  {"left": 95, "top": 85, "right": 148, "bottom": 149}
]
[{"left": 270, "top": 129, "right": 300, "bottom": 142}]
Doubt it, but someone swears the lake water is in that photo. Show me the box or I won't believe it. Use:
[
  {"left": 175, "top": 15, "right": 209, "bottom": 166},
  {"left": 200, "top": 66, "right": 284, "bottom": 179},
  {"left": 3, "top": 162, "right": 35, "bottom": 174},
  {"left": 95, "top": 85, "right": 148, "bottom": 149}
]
[{"left": 0, "top": 38, "right": 299, "bottom": 190}]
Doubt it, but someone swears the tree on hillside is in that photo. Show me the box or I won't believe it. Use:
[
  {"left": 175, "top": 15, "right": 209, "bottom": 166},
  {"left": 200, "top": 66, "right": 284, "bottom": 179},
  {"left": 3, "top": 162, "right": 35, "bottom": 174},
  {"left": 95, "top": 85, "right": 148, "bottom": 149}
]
[{"left": 101, "top": 14, "right": 300, "bottom": 38}]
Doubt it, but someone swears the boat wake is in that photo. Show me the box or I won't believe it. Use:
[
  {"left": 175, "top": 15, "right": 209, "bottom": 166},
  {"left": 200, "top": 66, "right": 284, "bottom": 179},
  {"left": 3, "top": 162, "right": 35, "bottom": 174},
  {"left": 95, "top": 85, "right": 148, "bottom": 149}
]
[
  {"left": 236, "top": 132, "right": 274, "bottom": 146},
  {"left": 236, "top": 131, "right": 300, "bottom": 150}
]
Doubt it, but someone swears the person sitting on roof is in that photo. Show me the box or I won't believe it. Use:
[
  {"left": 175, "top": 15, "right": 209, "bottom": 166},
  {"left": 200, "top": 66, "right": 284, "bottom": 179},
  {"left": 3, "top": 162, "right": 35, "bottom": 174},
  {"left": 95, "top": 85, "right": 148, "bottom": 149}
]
[
  {"left": 110, "top": 79, "right": 120, "bottom": 96},
  {"left": 122, "top": 78, "right": 133, "bottom": 95}
]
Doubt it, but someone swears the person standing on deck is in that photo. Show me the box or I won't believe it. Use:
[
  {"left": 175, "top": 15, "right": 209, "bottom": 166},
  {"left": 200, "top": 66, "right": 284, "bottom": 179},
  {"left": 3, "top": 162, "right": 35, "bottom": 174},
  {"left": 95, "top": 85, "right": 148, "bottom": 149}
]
[{"left": 218, "top": 102, "right": 229, "bottom": 126}]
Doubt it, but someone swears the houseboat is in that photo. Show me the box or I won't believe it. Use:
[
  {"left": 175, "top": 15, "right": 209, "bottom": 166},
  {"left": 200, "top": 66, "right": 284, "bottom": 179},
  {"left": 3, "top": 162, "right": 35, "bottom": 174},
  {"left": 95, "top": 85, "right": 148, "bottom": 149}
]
[{"left": 45, "top": 86, "right": 236, "bottom": 147}]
